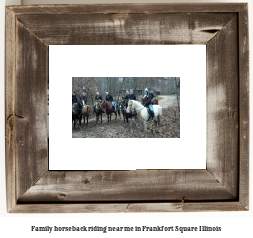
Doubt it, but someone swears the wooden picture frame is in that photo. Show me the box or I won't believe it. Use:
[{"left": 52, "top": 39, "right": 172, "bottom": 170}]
[{"left": 5, "top": 3, "right": 249, "bottom": 213}]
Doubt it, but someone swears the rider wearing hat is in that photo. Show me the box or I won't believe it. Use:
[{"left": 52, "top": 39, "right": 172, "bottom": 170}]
[
  {"left": 105, "top": 92, "right": 116, "bottom": 110},
  {"left": 142, "top": 88, "right": 156, "bottom": 121},
  {"left": 72, "top": 91, "right": 78, "bottom": 105},
  {"left": 93, "top": 92, "right": 102, "bottom": 113},
  {"left": 123, "top": 90, "right": 129, "bottom": 100},
  {"left": 128, "top": 89, "right": 136, "bottom": 100}
]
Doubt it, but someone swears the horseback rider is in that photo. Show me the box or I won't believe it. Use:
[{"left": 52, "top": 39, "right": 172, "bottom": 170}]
[
  {"left": 142, "top": 88, "right": 156, "bottom": 121},
  {"left": 123, "top": 90, "right": 129, "bottom": 100},
  {"left": 128, "top": 89, "right": 136, "bottom": 100},
  {"left": 105, "top": 92, "right": 116, "bottom": 110},
  {"left": 93, "top": 92, "right": 102, "bottom": 113},
  {"left": 72, "top": 91, "right": 78, "bottom": 106},
  {"left": 81, "top": 92, "right": 87, "bottom": 105},
  {"left": 149, "top": 90, "right": 154, "bottom": 104}
]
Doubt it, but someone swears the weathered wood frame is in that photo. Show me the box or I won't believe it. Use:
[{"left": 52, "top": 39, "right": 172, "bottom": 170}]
[{"left": 5, "top": 4, "right": 249, "bottom": 213}]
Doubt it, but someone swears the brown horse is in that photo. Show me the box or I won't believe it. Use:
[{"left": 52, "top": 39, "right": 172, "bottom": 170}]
[
  {"left": 153, "top": 98, "right": 159, "bottom": 105},
  {"left": 101, "top": 101, "right": 117, "bottom": 122},
  {"left": 94, "top": 101, "right": 103, "bottom": 124},
  {"left": 82, "top": 105, "right": 92, "bottom": 126},
  {"left": 115, "top": 101, "right": 122, "bottom": 119}
]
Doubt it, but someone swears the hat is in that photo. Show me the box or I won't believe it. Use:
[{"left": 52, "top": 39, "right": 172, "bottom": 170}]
[
  {"left": 150, "top": 90, "right": 152, "bottom": 93},
  {"left": 130, "top": 89, "right": 133, "bottom": 93},
  {"left": 73, "top": 91, "right": 75, "bottom": 93},
  {"left": 96, "top": 92, "right": 99, "bottom": 95},
  {"left": 105, "top": 92, "right": 108, "bottom": 94},
  {"left": 82, "top": 92, "right": 86, "bottom": 95},
  {"left": 144, "top": 88, "right": 149, "bottom": 92},
  {"left": 126, "top": 91, "right": 129, "bottom": 94}
]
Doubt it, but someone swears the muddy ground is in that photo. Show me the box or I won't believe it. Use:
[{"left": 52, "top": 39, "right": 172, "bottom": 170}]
[{"left": 72, "top": 95, "right": 180, "bottom": 138}]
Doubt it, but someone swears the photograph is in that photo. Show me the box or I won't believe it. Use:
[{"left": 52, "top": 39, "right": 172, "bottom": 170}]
[{"left": 72, "top": 77, "right": 180, "bottom": 138}]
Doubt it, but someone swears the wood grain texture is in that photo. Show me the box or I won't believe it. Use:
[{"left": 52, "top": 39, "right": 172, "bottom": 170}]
[
  {"left": 10, "top": 202, "right": 247, "bottom": 213},
  {"left": 206, "top": 16, "right": 239, "bottom": 198},
  {"left": 18, "top": 170, "right": 236, "bottom": 202},
  {"left": 5, "top": 7, "right": 16, "bottom": 212},
  {"left": 238, "top": 4, "right": 249, "bottom": 209},
  {"left": 16, "top": 13, "right": 236, "bottom": 45},
  {"left": 5, "top": 3, "right": 249, "bottom": 213},
  {"left": 7, "top": 3, "right": 246, "bottom": 15},
  {"left": 15, "top": 20, "right": 48, "bottom": 200}
]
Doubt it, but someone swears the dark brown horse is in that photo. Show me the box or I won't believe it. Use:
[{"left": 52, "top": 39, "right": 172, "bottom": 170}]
[
  {"left": 72, "top": 99, "right": 83, "bottom": 130},
  {"left": 101, "top": 101, "right": 117, "bottom": 122},
  {"left": 82, "top": 105, "right": 92, "bottom": 126}
]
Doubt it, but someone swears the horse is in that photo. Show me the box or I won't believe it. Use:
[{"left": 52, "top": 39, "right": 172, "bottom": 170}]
[
  {"left": 94, "top": 101, "right": 103, "bottom": 124},
  {"left": 126, "top": 100, "right": 162, "bottom": 135},
  {"left": 115, "top": 101, "right": 122, "bottom": 119},
  {"left": 72, "top": 99, "right": 83, "bottom": 130},
  {"left": 82, "top": 105, "right": 92, "bottom": 126},
  {"left": 101, "top": 101, "right": 117, "bottom": 123},
  {"left": 153, "top": 98, "right": 159, "bottom": 105},
  {"left": 120, "top": 99, "right": 138, "bottom": 124}
]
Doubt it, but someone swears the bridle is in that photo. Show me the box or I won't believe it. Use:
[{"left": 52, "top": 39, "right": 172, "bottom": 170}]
[
  {"left": 103, "top": 101, "right": 112, "bottom": 111},
  {"left": 95, "top": 101, "right": 102, "bottom": 112}
]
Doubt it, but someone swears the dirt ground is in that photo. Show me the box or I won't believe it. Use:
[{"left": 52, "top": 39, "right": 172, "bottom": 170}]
[{"left": 72, "top": 95, "right": 180, "bottom": 138}]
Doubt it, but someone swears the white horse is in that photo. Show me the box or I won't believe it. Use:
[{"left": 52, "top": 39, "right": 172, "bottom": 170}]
[{"left": 126, "top": 100, "right": 162, "bottom": 135}]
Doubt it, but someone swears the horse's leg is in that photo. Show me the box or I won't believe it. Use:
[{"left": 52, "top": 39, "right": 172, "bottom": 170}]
[
  {"left": 101, "top": 113, "right": 102, "bottom": 124},
  {"left": 130, "top": 118, "right": 133, "bottom": 133},
  {"left": 114, "top": 111, "right": 117, "bottom": 120},
  {"left": 107, "top": 113, "right": 109, "bottom": 123},
  {"left": 87, "top": 115, "right": 89, "bottom": 126},
  {"left": 79, "top": 117, "right": 82, "bottom": 129},
  {"left": 154, "top": 116, "right": 157, "bottom": 132},
  {"left": 83, "top": 115, "right": 85, "bottom": 127}
]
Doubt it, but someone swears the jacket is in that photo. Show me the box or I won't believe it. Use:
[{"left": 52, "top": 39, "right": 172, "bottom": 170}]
[
  {"left": 128, "top": 94, "right": 136, "bottom": 100},
  {"left": 106, "top": 94, "right": 113, "bottom": 102},
  {"left": 72, "top": 95, "right": 78, "bottom": 104},
  {"left": 123, "top": 94, "right": 129, "bottom": 101},
  {"left": 142, "top": 93, "right": 152, "bottom": 106},
  {"left": 95, "top": 95, "right": 102, "bottom": 101},
  {"left": 81, "top": 95, "right": 87, "bottom": 103}
]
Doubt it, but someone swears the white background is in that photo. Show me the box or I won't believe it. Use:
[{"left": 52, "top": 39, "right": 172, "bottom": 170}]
[
  {"left": 49, "top": 45, "right": 206, "bottom": 170},
  {"left": 1, "top": 0, "right": 252, "bottom": 237}
]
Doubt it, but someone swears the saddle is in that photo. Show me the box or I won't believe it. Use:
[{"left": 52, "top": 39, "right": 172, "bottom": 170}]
[{"left": 145, "top": 106, "right": 152, "bottom": 121}]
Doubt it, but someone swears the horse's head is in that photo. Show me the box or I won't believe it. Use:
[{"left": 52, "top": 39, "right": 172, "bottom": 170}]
[
  {"left": 101, "top": 101, "right": 107, "bottom": 111},
  {"left": 126, "top": 100, "right": 133, "bottom": 113}
]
